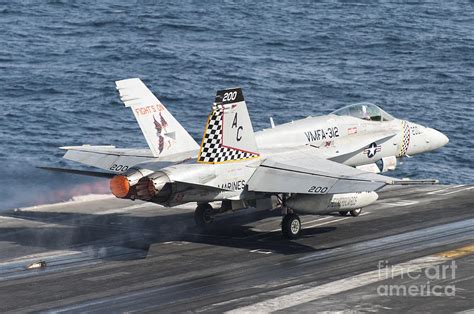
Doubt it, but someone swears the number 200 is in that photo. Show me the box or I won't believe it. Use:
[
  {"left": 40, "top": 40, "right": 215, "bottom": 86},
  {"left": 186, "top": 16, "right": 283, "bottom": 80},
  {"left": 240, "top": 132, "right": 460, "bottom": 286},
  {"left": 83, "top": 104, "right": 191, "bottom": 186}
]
[
  {"left": 222, "top": 91, "right": 237, "bottom": 102},
  {"left": 308, "top": 186, "right": 328, "bottom": 193},
  {"left": 110, "top": 164, "right": 129, "bottom": 172}
]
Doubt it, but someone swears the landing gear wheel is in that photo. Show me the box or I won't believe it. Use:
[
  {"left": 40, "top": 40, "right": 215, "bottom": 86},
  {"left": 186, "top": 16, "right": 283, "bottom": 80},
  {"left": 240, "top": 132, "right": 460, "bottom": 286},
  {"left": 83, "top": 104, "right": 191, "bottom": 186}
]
[
  {"left": 282, "top": 213, "right": 302, "bottom": 239},
  {"left": 350, "top": 208, "right": 362, "bottom": 217},
  {"left": 194, "top": 203, "right": 214, "bottom": 230},
  {"left": 339, "top": 211, "right": 349, "bottom": 216}
]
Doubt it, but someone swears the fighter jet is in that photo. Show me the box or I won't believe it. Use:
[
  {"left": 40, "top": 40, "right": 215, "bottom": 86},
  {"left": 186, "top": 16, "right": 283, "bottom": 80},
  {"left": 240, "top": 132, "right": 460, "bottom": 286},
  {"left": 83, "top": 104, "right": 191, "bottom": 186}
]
[{"left": 50, "top": 78, "right": 448, "bottom": 239}]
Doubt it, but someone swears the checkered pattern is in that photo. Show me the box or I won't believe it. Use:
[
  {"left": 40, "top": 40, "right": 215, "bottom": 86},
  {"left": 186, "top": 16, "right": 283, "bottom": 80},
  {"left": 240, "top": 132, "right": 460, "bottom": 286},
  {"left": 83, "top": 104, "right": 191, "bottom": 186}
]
[
  {"left": 397, "top": 121, "right": 411, "bottom": 157},
  {"left": 197, "top": 105, "right": 259, "bottom": 163}
]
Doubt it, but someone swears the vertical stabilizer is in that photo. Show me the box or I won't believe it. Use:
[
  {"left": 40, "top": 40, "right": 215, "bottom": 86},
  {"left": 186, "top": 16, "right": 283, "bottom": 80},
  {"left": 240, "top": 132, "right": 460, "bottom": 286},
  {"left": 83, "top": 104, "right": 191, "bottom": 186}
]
[
  {"left": 115, "top": 78, "right": 199, "bottom": 157},
  {"left": 197, "top": 88, "right": 260, "bottom": 164}
]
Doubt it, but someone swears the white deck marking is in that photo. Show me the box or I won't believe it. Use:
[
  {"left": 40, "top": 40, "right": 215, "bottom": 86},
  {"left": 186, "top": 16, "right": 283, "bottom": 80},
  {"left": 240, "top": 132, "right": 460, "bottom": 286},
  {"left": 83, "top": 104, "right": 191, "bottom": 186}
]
[
  {"left": 455, "top": 309, "right": 474, "bottom": 314},
  {"left": 379, "top": 200, "right": 419, "bottom": 207},
  {"left": 249, "top": 249, "right": 273, "bottom": 255},
  {"left": 14, "top": 194, "right": 115, "bottom": 212},
  {"left": 427, "top": 185, "right": 464, "bottom": 195},
  {"left": 163, "top": 241, "right": 190, "bottom": 246},
  {"left": 438, "top": 186, "right": 474, "bottom": 196},
  {"left": 0, "top": 250, "right": 80, "bottom": 267},
  {"left": 0, "top": 215, "right": 25, "bottom": 222},
  {"left": 304, "top": 212, "right": 370, "bottom": 229},
  {"left": 226, "top": 255, "right": 450, "bottom": 313},
  {"left": 86, "top": 271, "right": 130, "bottom": 282},
  {"left": 302, "top": 216, "right": 331, "bottom": 225},
  {"left": 304, "top": 216, "right": 351, "bottom": 229}
]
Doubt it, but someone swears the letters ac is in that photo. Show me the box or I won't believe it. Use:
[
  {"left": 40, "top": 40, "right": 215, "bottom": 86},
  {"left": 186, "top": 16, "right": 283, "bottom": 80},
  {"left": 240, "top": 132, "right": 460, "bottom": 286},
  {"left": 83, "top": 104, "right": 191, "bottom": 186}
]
[{"left": 232, "top": 112, "right": 243, "bottom": 141}]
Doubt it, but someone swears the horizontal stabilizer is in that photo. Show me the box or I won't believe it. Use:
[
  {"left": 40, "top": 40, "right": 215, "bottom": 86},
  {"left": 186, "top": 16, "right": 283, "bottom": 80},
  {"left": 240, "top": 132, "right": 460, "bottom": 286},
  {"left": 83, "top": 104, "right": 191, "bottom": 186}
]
[
  {"left": 61, "top": 145, "right": 154, "bottom": 157},
  {"left": 60, "top": 145, "right": 194, "bottom": 173},
  {"left": 38, "top": 166, "right": 115, "bottom": 178},
  {"left": 61, "top": 145, "right": 156, "bottom": 172}
]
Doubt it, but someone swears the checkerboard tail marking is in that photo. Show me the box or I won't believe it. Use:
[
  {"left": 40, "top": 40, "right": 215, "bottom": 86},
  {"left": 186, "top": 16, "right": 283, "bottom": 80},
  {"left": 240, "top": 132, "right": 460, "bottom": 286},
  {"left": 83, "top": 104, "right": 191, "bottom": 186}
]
[{"left": 197, "top": 88, "right": 260, "bottom": 164}]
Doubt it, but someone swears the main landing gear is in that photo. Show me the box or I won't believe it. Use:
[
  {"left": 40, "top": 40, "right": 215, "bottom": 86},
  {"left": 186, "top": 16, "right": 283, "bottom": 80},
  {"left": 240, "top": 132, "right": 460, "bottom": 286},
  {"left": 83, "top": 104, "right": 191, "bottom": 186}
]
[
  {"left": 339, "top": 208, "right": 362, "bottom": 217},
  {"left": 281, "top": 213, "right": 301, "bottom": 239},
  {"left": 194, "top": 200, "right": 303, "bottom": 239},
  {"left": 194, "top": 203, "right": 214, "bottom": 230},
  {"left": 279, "top": 195, "right": 302, "bottom": 239}
]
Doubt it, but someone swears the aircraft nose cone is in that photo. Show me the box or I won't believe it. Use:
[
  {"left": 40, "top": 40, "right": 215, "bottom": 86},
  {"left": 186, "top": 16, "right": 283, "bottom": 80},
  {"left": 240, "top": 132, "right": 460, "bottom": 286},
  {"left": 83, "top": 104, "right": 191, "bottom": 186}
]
[{"left": 426, "top": 128, "right": 449, "bottom": 149}]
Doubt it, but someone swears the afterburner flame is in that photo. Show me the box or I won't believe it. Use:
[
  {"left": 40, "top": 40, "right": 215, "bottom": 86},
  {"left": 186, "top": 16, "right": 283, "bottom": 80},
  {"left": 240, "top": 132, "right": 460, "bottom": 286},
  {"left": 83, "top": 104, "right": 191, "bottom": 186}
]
[{"left": 110, "top": 175, "right": 130, "bottom": 198}]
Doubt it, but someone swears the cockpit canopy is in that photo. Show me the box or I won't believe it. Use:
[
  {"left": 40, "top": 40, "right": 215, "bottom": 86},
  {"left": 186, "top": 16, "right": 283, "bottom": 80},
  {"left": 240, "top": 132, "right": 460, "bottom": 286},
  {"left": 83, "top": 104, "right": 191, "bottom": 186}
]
[{"left": 331, "top": 103, "right": 395, "bottom": 122}]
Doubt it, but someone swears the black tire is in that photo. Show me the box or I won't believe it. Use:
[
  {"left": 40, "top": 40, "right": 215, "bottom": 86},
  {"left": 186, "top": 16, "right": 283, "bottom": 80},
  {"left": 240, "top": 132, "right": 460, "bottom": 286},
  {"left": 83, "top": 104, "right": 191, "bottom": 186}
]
[
  {"left": 350, "top": 208, "right": 362, "bottom": 217},
  {"left": 339, "top": 211, "right": 349, "bottom": 216},
  {"left": 194, "top": 203, "right": 214, "bottom": 229},
  {"left": 282, "top": 214, "right": 302, "bottom": 239}
]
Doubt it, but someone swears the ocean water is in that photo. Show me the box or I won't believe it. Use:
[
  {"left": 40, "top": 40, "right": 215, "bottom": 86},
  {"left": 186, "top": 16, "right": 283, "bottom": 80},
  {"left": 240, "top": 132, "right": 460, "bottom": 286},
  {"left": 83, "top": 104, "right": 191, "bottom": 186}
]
[{"left": 0, "top": 1, "right": 472, "bottom": 210}]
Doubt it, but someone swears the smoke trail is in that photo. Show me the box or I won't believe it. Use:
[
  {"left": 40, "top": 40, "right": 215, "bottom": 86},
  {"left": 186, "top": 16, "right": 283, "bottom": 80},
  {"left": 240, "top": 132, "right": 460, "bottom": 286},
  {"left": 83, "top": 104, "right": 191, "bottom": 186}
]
[{"left": 0, "top": 164, "right": 110, "bottom": 211}]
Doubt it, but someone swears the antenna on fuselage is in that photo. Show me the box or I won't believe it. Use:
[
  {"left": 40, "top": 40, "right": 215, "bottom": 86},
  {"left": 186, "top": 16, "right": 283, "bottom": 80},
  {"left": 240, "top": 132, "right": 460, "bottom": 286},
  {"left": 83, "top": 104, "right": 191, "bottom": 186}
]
[{"left": 269, "top": 117, "right": 276, "bottom": 128}]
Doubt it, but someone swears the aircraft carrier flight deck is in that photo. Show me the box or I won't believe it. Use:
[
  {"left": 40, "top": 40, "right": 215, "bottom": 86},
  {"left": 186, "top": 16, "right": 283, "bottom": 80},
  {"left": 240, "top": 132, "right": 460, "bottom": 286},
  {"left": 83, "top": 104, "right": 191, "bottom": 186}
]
[{"left": 0, "top": 185, "right": 473, "bottom": 313}]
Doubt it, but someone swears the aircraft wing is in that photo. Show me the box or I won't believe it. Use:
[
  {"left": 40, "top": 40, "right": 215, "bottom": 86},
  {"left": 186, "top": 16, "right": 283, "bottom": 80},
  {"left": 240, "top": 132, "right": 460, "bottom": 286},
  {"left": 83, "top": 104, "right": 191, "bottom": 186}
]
[{"left": 247, "top": 149, "right": 436, "bottom": 194}]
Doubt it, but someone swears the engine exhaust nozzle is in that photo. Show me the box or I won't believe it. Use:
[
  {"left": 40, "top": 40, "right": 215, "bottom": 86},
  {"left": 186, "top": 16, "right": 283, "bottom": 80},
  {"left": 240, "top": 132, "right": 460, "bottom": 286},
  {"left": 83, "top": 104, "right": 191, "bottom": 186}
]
[{"left": 110, "top": 175, "right": 130, "bottom": 198}]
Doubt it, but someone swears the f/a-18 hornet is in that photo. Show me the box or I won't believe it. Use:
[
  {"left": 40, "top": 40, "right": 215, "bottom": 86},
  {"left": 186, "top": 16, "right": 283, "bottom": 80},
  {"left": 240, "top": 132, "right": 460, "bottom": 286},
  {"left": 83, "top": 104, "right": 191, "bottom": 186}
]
[{"left": 51, "top": 78, "right": 449, "bottom": 238}]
